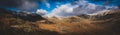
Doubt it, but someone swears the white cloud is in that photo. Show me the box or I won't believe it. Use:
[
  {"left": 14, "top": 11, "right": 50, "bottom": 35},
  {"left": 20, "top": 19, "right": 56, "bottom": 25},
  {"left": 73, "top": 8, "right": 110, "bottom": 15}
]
[
  {"left": 45, "top": 3, "right": 50, "bottom": 8},
  {"left": 46, "top": 1, "right": 99, "bottom": 17},
  {"left": 87, "top": 3, "right": 96, "bottom": 9},
  {"left": 45, "top": 4, "right": 75, "bottom": 17},
  {"left": 52, "top": 4, "right": 73, "bottom": 13},
  {"left": 45, "top": 0, "right": 118, "bottom": 18},
  {"left": 40, "top": 0, "right": 51, "bottom": 8},
  {"left": 36, "top": 9, "right": 47, "bottom": 15}
]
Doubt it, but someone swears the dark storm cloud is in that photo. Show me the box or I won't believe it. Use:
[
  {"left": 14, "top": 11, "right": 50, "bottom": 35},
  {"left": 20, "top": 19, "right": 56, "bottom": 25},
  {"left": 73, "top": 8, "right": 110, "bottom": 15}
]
[
  {"left": 0, "top": 0, "right": 39, "bottom": 7},
  {"left": 18, "top": 0, "right": 39, "bottom": 12},
  {"left": 0, "top": 0, "right": 39, "bottom": 12},
  {"left": 0, "top": 0, "right": 19, "bottom": 8}
]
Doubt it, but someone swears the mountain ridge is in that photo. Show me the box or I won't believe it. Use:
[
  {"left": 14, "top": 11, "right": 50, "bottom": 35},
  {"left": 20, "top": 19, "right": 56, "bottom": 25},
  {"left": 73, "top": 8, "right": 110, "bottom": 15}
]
[{"left": 0, "top": 8, "right": 120, "bottom": 35}]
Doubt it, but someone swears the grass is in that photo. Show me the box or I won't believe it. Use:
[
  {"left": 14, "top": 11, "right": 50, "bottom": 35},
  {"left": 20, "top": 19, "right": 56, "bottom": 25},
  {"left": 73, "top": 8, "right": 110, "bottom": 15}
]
[{"left": 0, "top": 10, "right": 120, "bottom": 35}]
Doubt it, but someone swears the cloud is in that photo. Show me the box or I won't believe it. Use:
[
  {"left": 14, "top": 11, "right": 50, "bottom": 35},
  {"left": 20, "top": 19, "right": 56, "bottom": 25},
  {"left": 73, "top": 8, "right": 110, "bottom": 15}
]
[
  {"left": 40, "top": 0, "right": 50, "bottom": 8},
  {"left": 45, "top": 0, "right": 118, "bottom": 17},
  {"left": 45, "top": 4, "right": 75, "bottom": 17},
  {"left": 0, "top": 0, "right": 39, "bottom": 12},
  {"left": 36, "top": 9, "right": 48, "bottom": 15},
  {"left": 45, "top": 3, "right": 51, "bottom": 8},
  {"left": 18, "top": 0, "right": 38, "bottom": 12},
  {"left": 0, "top": 0, "right": 19, "bottom": 8}
]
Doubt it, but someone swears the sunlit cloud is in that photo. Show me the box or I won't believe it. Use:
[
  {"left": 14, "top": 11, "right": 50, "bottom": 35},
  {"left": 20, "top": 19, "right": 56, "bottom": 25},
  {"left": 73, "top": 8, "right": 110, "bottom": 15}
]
[
  {"left": 45, "top": 3, "right": 51, "bottom": 8},
  {"left": 36, "top": 9, "right": 48, "bottom": 15},
  {"left": 45, "top": 0, "right": 118, "bottom": 17}
]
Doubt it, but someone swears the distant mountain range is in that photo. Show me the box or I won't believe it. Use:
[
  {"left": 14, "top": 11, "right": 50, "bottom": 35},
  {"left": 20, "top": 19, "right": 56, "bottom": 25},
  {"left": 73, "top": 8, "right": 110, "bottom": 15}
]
[
  {"left": 76, "top": 10, "right": 120, "bottom": 20},
  {"left": 0, "top": 8, "right": 120, "bottom": 35},
  {"left": 88, "top": 10, "right": 120, "bottom": 20},
  {"left": 0, "top": 8, "right": 44, "bottom": 22},
  {"left": 1, "top": 8, "right": 120, "bottom": 22}
]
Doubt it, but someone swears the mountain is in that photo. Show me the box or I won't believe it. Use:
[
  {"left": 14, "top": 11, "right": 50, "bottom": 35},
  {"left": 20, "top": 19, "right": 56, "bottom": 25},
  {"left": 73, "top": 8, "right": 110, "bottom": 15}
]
[
  {"left": 76, "top": 10, "right": 120, "bottom": 20},
  {"left": 16, "top": 11, "right": 45, "bottom": 22},
  {"left": 89, "top": 10, "right": 120, "bottom": 20},
  {"left": 0, "top": 8, "right": 120, "bottom": 35},
  {"left": 0, "top": 8, "right": 58, "bottom": 35},
  {"left": 77, "top": 14, "right": 90, "bottom": 19},
  {"left": 0, "top": 8, "right": 45, "bottom": 22}
]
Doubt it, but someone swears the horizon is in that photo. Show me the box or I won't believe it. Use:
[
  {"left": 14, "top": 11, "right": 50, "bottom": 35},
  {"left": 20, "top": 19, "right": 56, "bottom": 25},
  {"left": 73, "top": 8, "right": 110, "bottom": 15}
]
[{"left": 0, "top": 0, "right": 120, "bottom": 17}]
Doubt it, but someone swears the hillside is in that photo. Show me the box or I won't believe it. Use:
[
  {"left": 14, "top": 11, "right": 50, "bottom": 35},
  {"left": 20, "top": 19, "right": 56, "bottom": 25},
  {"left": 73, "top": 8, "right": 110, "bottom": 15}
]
[
  {"left": 0, "top": 8, "right": 57, "bottom": 35},
  {"left": 0, "top": 9, "right": 120, "bottom": 35}
]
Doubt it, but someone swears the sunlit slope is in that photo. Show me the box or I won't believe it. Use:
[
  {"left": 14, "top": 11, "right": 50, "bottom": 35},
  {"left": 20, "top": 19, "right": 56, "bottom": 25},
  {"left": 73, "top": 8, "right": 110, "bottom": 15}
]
[
  {"left": 0, "top": 9, "right": 120, "bottom": 35},
  {"left": 38, "top": 10, "right": 120, "bottom": 35}
]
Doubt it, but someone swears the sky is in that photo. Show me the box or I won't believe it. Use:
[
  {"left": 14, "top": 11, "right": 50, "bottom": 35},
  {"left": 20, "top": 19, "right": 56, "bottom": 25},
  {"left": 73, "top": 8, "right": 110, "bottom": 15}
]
[{"left": 0, "top": 0, "right": 120, "bottom": 17}]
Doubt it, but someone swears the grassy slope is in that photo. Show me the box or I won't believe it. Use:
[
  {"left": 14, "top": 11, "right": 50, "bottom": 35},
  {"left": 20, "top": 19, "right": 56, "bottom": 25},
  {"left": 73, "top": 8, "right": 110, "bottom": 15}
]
[{"left": 0, "top": 10, "right": 120, "bottom": 35}]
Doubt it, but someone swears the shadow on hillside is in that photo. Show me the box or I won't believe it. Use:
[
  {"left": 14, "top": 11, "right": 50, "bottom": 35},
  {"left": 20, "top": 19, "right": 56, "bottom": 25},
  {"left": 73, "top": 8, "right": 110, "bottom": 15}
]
[
  {"left": 0, "top": 27, "right": 61, "bottom": 35},
  {"left": 0, "top": 8, "right": 45, "bottom": 22}
]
